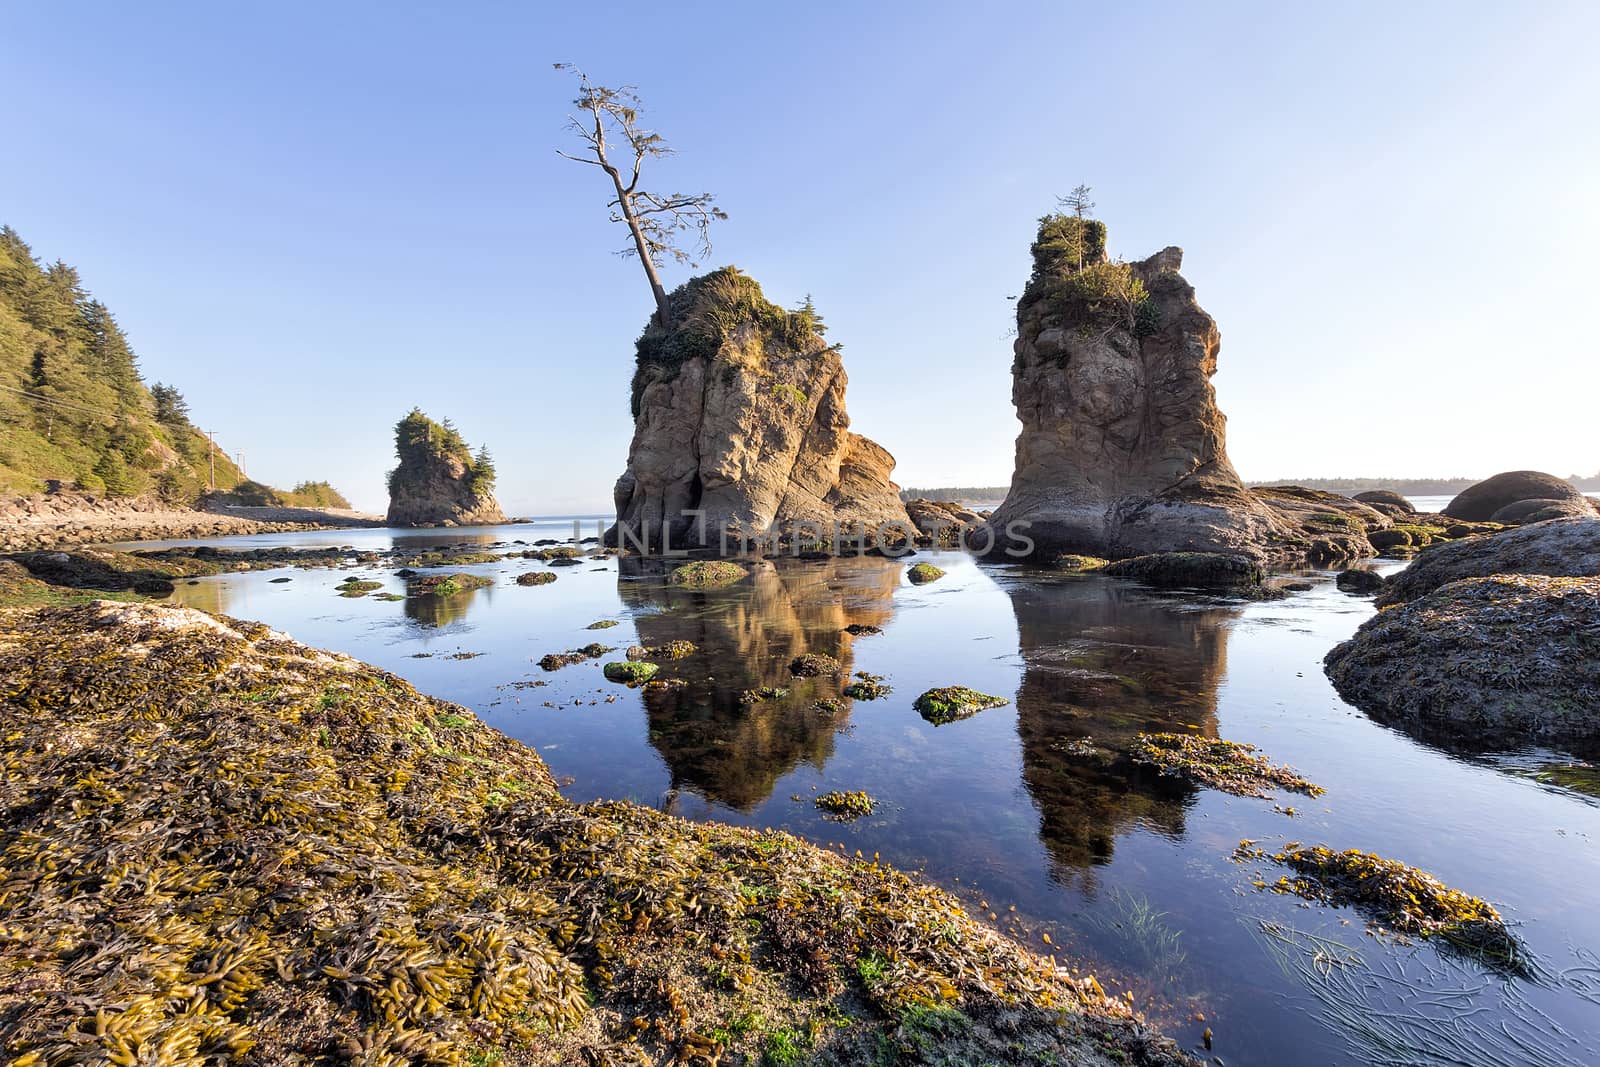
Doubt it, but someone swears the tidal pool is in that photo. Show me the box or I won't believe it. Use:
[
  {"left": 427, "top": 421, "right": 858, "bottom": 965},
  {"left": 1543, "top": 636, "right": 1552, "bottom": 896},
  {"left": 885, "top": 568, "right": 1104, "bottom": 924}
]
[{"left": 145, "top": 521, "right": 1600, "bottom": 1067}]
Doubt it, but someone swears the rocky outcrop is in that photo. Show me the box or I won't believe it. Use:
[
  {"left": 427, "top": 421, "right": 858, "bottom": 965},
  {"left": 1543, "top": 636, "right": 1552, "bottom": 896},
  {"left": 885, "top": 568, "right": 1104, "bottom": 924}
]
[
  {"left": 0, "top": 492, "right": 358, "bottom": 551},
  {"left": 608, "top": 270, "right": 911, "bottom": 552},
  {"left": 1353, "top": 489, "right": 1412, "bottom": 512},
  {"left": 385, "top": 408, "right": 505, "bottom": 527},
  {"left": 1250, "top": 485, "right": 1388, "bottom": 562},
  {"left": 983, "top": 220, "right": 1286, "bottom": 561},
  {"left": 1325, "top": 574, "right": 1600, "bottom": 750},
  {"left": 905, "top": 498, "right": 984, "bottom": 544},
  {"left": 1443, "top": 470, "right": 1590, "bottom": 522},
  {"left": 1376, "top": 517, "right": 1600, "bottom": 606}
]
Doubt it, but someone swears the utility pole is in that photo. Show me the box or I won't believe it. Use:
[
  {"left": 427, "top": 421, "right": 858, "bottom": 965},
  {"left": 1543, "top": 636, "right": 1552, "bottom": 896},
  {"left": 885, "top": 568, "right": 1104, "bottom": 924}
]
[
  {"left": 207, "top": 431, "right": 216, "bottom": 490},
  {"left": 237, "top": 451, "right": 246, "bottom": 478}
]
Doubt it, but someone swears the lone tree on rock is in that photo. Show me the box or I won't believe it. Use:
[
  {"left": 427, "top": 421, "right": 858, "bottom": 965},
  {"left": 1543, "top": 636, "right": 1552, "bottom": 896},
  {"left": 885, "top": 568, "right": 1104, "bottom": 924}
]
[
  {"left": 555, "top": 63, "right": 726, "bottom": 327},
  {"left": 1057, "top": 184, "right": 1096, "bottom": 269}
]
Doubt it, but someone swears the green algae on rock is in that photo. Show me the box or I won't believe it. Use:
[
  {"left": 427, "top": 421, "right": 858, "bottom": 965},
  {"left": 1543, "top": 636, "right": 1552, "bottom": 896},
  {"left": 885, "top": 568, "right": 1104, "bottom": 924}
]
[
  {"left": 537, "top": 642, "right": 615, "bottom": 672},
  {"left": 842, "top": 671, "right": 892, "bottom": 701},
  {"left": 406, "top": 572, "right": 495, "bottom": 598},
  {"left": 668, "top": 560, "right": 748, "bottom": 588},
  {"left": 585, "top": 619, "right": 620, "bottom": 629},
  {"left": 1325, "top": 574, "right": 1600, "bottom": 749},
  {"left": 336, "top": 578, "right": 383, "bottom": 597},
  {"left": 1050, "top": 554, "right": 1109, "bottom": 572},
  {"left": 740, "top": 686, "right": 790, "bottom": 704},
  {"left": 815, "top": 790, "right": 875, "bottom": 820},
  {"left": 1236, "top": 841, "right": 1525, "bottom": 972},
  {"left": 0, "top": 601, "right": 1195, "bottom": 1067},
  {"left": 914, "top": 686, "right": 1010, "bottom": 726},
  {"left": 789, "top": 652, "right": 842, "bottom": 677},
  {"left": 906, "top": 563, "right": 945, "bottom": 585},
  {"left": 1129, "top": 733, "right": 1324, "bottom": 799},
  {"left": 603, "top": 660, "right": 658, "bottom": 685}
]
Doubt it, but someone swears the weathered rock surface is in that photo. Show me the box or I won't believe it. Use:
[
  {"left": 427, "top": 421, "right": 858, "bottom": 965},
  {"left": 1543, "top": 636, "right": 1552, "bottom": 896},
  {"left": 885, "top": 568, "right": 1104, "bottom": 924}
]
[
  {"left": 385, "top": 408, "right": 505, "bottom": 527},
  {"left": 906, "top": 498, "right": 984, "bottom": 544},
  {"left": 1443, "top": 470, "right": 1589, "bottom": 522},
  {"left": 1491, "top": 497, "right": 1597, "bottom": 524},
  {"left": 608, "top": 270, "right": 911, "bottom": 552},
  {"left": 1250, "top": 486, "right": 1387, "bottom": 562},
  {"left": 1376, "top": 517, "right": 1600, "bottom": 606},
  {"left": 1353, "top": 489, "right": 1413, "bottom": 512},
  {"left": 983, "top": 220, "right": 1297, "bottom": 561},
  {"left": 1102, "top": 551, "right": 1265, "bottom": 591},
  {"left": 1325, "top": 574, "right": 1600, "bottom": 750}
]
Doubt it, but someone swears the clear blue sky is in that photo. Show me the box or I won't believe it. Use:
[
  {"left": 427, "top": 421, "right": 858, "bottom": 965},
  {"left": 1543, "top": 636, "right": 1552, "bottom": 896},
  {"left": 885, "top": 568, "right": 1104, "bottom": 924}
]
[{"left": 6, "top": 1, "right": 1597, "bottom": 514}]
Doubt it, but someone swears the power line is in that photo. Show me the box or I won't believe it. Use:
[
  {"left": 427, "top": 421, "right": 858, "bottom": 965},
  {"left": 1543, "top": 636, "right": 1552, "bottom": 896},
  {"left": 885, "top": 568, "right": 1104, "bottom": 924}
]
[{"left": 0, "top": 381, "right": 133, "bottom": 420}]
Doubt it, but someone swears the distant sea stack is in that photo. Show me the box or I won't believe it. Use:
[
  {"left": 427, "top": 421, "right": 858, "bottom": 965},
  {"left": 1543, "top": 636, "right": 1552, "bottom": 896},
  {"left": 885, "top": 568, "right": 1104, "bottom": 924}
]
[
  {"left": 983, "top": 216, "right": 1283, "bottom": 560},
  {"left": 607, "top": 269, "right": 911, "bottom": 552},
  {"left": 385, "top": 408, "right": 505, "bottom": 527}
]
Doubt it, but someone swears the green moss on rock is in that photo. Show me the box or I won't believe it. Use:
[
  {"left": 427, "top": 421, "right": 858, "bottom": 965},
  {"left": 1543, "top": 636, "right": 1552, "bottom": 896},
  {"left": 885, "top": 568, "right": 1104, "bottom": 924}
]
[
  {"left": 906, "top": 563, "right": 946, "bottom": 585},
  {"left": 669, "top": 561, "right": 748, "bottom": 588},
  {"left": 914, "top": 687, "right": 1009, "bottom": 726},
  {"left": 603, "top": 661, "right": 659, "bottom": 686}
]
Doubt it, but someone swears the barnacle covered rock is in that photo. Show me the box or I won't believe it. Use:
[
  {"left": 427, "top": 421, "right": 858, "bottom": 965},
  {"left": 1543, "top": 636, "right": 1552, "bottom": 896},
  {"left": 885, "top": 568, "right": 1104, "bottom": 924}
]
[{"left": 0, "top": 601, "right": 1195, "bottom": 1067}]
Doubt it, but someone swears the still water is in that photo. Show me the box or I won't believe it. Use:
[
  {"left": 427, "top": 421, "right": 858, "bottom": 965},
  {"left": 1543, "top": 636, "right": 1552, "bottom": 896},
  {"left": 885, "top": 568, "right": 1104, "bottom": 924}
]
[{"left": 140, "top": 520, "right": 1600, "bottom": 1067}]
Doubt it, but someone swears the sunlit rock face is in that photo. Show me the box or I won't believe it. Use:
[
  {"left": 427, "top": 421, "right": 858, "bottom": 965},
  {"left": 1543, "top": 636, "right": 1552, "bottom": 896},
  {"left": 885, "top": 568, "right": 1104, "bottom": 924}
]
[
  {"left": 983, "top": 221, "right": 1283, "bottom": 561},
  {"left": 385, "top": 409, "right": 505, "bottom": 527},
  {"left": 607, "top": 270, "right": 911, "bottom": 553}
]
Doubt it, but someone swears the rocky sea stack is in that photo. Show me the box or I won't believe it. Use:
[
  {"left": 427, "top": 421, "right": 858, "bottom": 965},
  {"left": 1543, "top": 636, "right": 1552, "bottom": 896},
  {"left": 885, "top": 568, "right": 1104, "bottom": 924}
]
[
  {"left": 385, "top": 408, "right": 506, "bottom": 527},
  {"left": 982, "top": 217, "right": 1283, "bottom": 561},
  {"left": 607, "top": 270, "right": 911, "bottom": 552}
]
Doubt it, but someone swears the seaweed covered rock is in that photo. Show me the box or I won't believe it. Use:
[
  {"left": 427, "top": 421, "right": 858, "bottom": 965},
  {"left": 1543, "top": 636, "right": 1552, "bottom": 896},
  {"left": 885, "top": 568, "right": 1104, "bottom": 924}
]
[
  {"left": 0, "top": 602, "right": 1193, "bottom": 1066},
  {"left": 607, "top": 270, "right": 912, "bottom": 553},
  {"left": 1102, "top": 551, "right": 1264, "bottom": 591},
  {"left": 1250, "top": 486, "right": 1386, "bottom": 562},
  {"left": 1325, "top": 574, "right": 1600, "bottom": 748},
  {"left": 1443, "top": 470, "right": 1589, "bottom": 522},
  {"left": 1376, "top": 517, "right": 1600, "bottom": 606},
  {"left": 385, "top": 408, "right": 505, "bottom": 527},
  {"left": 914, "top": 686, "right": 1010, "bottom": 725},
  {"left": 982, "top": 220, "right": 1286, "bottom": 561}
]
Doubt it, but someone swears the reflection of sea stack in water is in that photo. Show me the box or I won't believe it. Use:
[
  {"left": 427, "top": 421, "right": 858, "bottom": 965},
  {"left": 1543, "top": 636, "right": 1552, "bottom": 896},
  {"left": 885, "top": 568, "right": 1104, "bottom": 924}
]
[
  {"left": 607, "top": 270, "right": 912, "bottom": 553},
  {"left": 619, "top": 556, "right": 899, "bottom": 808},
  {"left": 1004, "top": 574, "right": 1238, "bottom": 877}
]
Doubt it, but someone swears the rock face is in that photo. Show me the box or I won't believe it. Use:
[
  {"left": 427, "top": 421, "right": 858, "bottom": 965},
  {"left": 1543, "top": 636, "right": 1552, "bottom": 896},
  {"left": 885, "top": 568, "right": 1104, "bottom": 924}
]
[
  {"left": 608, "top": 270, "right": 910, "bottom": 552},
  {"left": 385, "top": 408, "right": 505, "bottom": 527},
  {"left": 984, "top": 219, "right": 1284, "bottom": 560},
  {"left": 1325, "top": 574, "right": 1600, "bottom": 750},
  {"left": 1377, "top": 517, "right": 1600, "bottom": 606},
  {"left": 1443, "top": 471, "right": 1589, "bottom": 521}
]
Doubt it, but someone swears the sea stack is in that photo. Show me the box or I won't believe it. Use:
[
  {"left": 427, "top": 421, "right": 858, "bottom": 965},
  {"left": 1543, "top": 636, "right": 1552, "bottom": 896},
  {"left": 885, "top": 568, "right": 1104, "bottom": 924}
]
[
  {"left": 982, "top": 216, "right": 1283, "bottom": 560},
  {"left": 385, "top": 408, "right": 506, "bottom": 527},
  {"left": 607, "top": 269, "right": 911, "bottom": 552}
]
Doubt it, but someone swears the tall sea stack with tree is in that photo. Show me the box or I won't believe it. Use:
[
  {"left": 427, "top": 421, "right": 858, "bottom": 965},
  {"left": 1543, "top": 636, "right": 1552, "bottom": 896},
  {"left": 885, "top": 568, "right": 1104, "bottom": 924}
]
[
  {"left": 985, "top": 193, "right": 1304, "bottom": 560},
  {"left": 385, "top": 408, "right": 504, "bottom": 527},
  {"left": 556, "top": 66, "right": 911, "bottom": 551}
]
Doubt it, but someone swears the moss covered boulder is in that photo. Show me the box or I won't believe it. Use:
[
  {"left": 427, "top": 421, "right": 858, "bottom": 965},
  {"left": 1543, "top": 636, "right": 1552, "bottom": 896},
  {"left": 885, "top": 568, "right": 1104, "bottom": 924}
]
[
  {"left": 914, "top": 686, "right": 1010, "bottom": 725},
  {"left": 603, "top": 660, "right": 659, "bottom": 685},
  {"left": 1325, "top": 574, "right": 1600, "bottom": 748},
  {"left": 1102, "top": 551, "right": 1264, "bottom": 591},
  {"left": 405, "top": 572, "right": 494, "bottom": 598},
  {"left": 0, "top": 602, "right": 1192, "bottom": 1065},
  {"left": 668, "top": 560, "right": 747, "bottom": 588},
  {"left": 906, "top": 562, "right": 946, "bottom": 585},
  {"left": 1376, "top": 517, "right": 1600, "bottom": 607}
]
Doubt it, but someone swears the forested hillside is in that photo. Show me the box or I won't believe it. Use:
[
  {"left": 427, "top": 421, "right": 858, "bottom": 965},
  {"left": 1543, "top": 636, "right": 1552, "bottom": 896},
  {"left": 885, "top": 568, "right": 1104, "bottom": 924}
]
[{"left": 0, "top": 225, "right": 245, "bottom": 501}]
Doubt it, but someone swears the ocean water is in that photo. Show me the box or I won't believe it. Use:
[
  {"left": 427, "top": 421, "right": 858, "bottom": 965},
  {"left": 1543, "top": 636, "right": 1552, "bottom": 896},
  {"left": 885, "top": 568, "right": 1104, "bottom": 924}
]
[{"left": 131, "top": 524, "right": 1600, "bottom": 1067}]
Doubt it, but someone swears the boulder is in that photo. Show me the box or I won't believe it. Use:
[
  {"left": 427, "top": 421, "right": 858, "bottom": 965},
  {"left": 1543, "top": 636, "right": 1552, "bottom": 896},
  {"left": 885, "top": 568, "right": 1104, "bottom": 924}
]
[
  {"left": 905, "top": 498, "right": 983, "bottom": 544},
  {"left": 1377, "top": 517, "right": 1600, "bottom": 606},
  {"left": 1335, "top": 568, "right": 1384, "bottom": 595},
  {"left": 1353, "top": 489, "right": 1413, "bottom": 512},
  {"left": 385, "top": 409, "right": 505, "bottom": 527},
  {"left": 1443, "top": 471, "right": 1586, "bottom": 521},
  {"left": 1325, "top": 574, "right": 1600, "bottom": 749},
  {"left": 607, "top": 270, "right": 910, "bottom": 553},
  {"left": 1490, "top": 497, "right": 1596, "bottom": 524},
  {"left": 1250, "top": 486, "right": 1387, "bottom": 561},
  {"left": 1102, "top": 551, "right": 1264, "bottom": 590},
  {"left": 981, "top": 220, "right": 1286, "bottom": 561}
]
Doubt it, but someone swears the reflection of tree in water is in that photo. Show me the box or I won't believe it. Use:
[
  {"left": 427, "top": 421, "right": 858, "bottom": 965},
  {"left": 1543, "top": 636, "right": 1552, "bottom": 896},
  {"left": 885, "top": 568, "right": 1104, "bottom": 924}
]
[
  {"left": 1002, "top": 574, "right": 1239, "bottom": 881},
  {"left": 619, "top": 557, "right": 899, "bottom": 810}
]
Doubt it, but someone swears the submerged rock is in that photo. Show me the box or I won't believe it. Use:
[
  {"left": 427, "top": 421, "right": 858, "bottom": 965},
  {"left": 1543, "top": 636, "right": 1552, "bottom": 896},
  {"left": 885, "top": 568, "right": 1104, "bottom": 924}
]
[
  {"left": 385, "top": 408, "right": 505, "bottom": 527},
  {"left": 1443, "top": 470, "right": 1590, "bottom": 522},
  {"left": 1334, "top": 569, "right": 1384, "bottom": 595},
  {"left": 1325, "top": 574, "right": 1600, "bottom": 748},
  {"left": 914, "top": 686, "right": 1010, "bottom": 725},
  {"left": 1102, "top": 551, "right": 1264, "bottom": 591},
  {"left": 814, "top": 790, "right": 875, "bottom": 820},
  {"left": 1129, "top": 733, "right": 1323, "bottom": 799},
  {"left": 983, "top": 221, "right": 1285, "bottom": 561},
  {"left": 1376, "top": 517, "right": 1600, "bottom": 606},
  {"left": 607, "top": 270, "right": 911, "bottom": 552}
]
